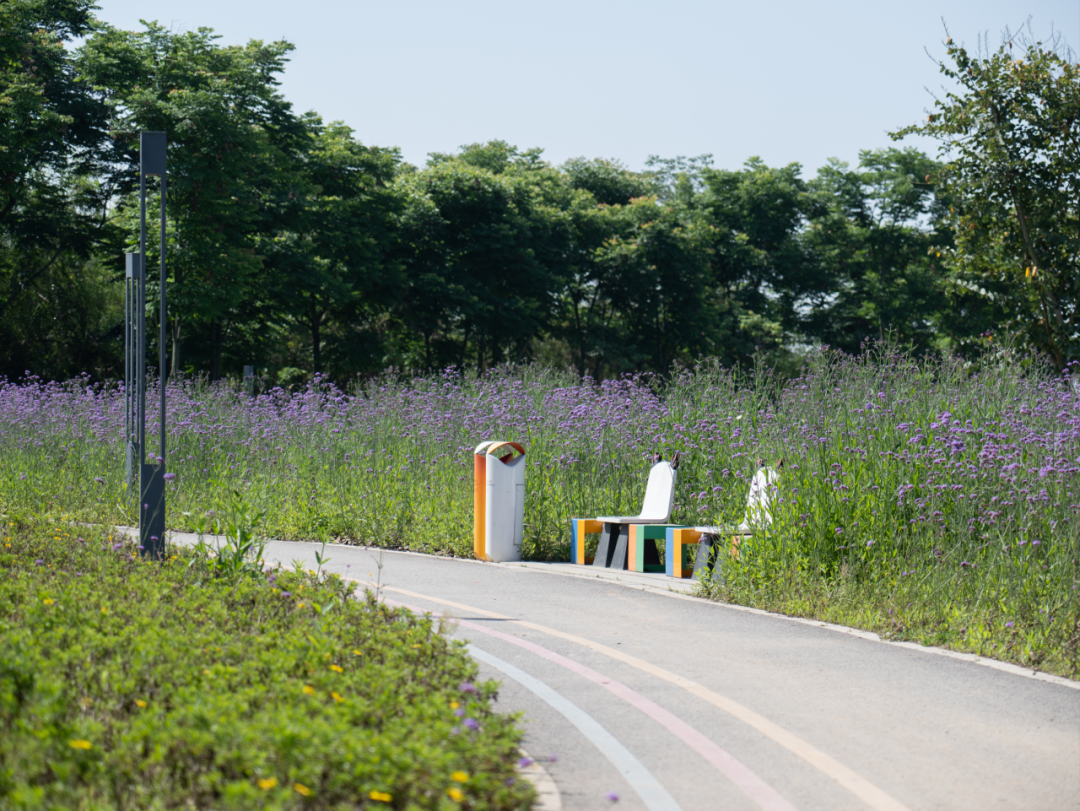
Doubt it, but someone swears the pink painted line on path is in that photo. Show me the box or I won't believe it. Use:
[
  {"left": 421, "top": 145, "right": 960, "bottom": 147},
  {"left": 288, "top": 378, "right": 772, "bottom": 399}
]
[{"left": 386, "top": 597, "right": 797, "bottom": 811}]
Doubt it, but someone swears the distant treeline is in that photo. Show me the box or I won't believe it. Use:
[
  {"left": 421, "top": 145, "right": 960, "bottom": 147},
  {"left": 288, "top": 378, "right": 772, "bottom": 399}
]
[{"left": 2, "top": 2, "right": 1076, "bottom": 382}]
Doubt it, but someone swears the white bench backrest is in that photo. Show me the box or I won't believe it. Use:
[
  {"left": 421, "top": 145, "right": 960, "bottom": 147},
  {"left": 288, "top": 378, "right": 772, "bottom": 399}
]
[
  {"left": 744, "top": 467, "right": 778, "bottom": 527},
  {"left": 640, "top": 460, "right": 677, "bottom": 522}
]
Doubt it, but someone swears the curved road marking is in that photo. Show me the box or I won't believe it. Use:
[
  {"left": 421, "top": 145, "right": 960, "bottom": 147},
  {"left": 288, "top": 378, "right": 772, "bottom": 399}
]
[
  {"left": 467, "top": 643, "right": 683, "bottom": 811},
  {"left": 390, "top": 597, "right": 796, "bottom": 811},
  {"left": 382, "top": 585, "right": 912, "bottom": 811}
]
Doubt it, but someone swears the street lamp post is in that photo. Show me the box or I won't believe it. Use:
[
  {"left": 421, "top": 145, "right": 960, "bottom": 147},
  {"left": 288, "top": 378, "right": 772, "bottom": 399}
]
[{"left": 137, "top": 131, "right": 167, "bottom": 558}]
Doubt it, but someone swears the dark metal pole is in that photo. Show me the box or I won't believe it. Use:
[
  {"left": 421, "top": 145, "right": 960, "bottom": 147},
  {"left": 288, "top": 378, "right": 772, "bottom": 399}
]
[
  {"left": 159, "top": 172, "right": 167, "bottom": 461},
  {"left": 138, "top": 131, "right": 167, "bottom": 559},
  {"left": 138, "top": 174, "right": 147, "bottom": 471}
]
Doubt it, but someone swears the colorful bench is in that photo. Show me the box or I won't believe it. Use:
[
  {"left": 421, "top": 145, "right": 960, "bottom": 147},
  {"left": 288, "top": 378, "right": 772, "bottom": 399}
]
[
  {"left": 569, "top": 456, "right": 678, "bottom": 570},
  {"left": 629, "top": 523, "right": 687, "bottom": 572},
  {"left": 666, "top": 466, "right": 779, "bottom": 579}
]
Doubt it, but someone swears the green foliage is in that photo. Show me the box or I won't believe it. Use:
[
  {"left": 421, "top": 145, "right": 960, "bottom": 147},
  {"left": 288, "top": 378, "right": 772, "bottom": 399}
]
[
  {"left": 892, "top": 26, "right": 1080, "bottom": 366},
  {"left": 561, "top": 157, "right": 655, "bottom": 206},
  {"left": 801, "top": 148, "right": 965, "bottom": 354},
  {"left": 0, "top": 0, "right": 120, "bottom": 379},
  {"left": 1, "top": 7, "right": 1075, "bottom": 382},
  {"left": 79, "top": 21, "right": 311, "bottom": 379},
  {"left": 0, "top": 516, "right": 533, "bottom": 809}
]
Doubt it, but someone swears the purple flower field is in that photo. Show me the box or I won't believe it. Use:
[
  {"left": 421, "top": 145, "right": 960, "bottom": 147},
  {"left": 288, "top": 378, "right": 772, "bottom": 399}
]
[{"left": 2, "top": 345, "right": 1078, "bottom": 672}]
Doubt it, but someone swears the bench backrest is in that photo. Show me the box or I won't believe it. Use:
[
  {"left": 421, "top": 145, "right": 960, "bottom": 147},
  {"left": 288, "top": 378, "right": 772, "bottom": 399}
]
[
  {"left": 640, "top": 460, "right": 677, "bottom": 521},
  {"left": 744, "top": 467, "right": 779, "bottom": 527}
]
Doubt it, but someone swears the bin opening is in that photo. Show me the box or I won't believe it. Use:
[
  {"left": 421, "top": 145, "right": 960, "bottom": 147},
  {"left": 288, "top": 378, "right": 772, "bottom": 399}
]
[{"left": 485, "top": 441, "right": 525, "bottom": 464}]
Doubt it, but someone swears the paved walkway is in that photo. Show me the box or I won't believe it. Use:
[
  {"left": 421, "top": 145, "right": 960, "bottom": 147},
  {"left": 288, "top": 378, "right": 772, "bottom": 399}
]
[{"left": 151, "top": 530, "right": 1080, "bottom": 811}]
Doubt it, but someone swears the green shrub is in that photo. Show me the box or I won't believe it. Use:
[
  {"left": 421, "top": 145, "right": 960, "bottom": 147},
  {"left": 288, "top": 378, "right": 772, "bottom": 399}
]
[{"left": 0, "top": 515, "right": 533, "bottom": 810}]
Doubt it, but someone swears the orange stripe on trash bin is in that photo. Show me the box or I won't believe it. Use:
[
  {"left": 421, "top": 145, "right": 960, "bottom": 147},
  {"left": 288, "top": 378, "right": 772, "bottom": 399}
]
[{"left": 473, "top": 454, "right": 487, "bottom": 561}]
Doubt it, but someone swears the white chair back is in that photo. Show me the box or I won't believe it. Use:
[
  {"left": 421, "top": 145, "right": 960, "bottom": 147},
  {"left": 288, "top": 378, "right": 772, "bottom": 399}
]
[
  {"left": 744, "top": 467, "right": 778, "bottom": 527},
  {"left": 640, "top": 460, "right": 677, "bottom": 522}
]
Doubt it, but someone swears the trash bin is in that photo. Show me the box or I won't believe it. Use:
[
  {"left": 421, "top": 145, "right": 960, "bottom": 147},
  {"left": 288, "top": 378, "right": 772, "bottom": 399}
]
[{"left": 472, "top": 441, "right": 526, "bottom": 562}]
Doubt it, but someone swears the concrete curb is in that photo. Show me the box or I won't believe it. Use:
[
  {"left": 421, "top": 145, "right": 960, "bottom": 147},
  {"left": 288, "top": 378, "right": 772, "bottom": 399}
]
[{"left": 518, "top": 749, "right": 561, "bottom": 811}]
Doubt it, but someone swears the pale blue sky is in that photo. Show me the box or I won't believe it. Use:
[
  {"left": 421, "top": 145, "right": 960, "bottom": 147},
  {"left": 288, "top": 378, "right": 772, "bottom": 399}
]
[{"left": 90, "top": 0, "right": 1078, "bottom": 176}]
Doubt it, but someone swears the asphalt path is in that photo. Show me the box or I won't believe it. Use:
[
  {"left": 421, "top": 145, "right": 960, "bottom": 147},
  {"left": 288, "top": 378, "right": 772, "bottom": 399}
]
[{"left": 160, "top": 532, "right": 1080, "bottom": 811}]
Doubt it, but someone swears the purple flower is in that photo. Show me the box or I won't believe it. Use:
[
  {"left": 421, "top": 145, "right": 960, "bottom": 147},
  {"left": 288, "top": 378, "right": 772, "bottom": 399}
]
[
  {"left": 606, "top": 792, "right": 620, "bottom": 802},
  {"left": 34, "top": 559, "right": 44, "bottom": 566},
  {"left": 548, "top": 754, "right": 559, "bottom": 763},
  {"left": 94, "top": 477, "right": 105, "bottom": 485},
  {"left": 834, "top": 527, "right": 843, "bottom": 535},
  {"left": 163, "top": 473, "right": 175, "bottom": 481},
  {"left": 459, "top": 681, "right": 477, "bottom": 694},
  {"left": 112, "top": 543, "right": 123, "bottom": 552},
  {"left": 517, "top": 757, "right": 533, "bottom": 768},
  {"left": 280, "top": 591, "right": 291, "bottom": 598},
  {"left": 449, "top": 726, "right": 460, "bottom": 735},
  {"left": 505, "top": 777, "right": 516, "bottom": 786},
  {"left": 1005, "top": 621, "right": 1014, "bottom": 628},
  {"left": 463, "top": 718, "right": 479, "bottom": 731},
  {"left": 454, "top": 708, "right": 465, "bottom": 718}
]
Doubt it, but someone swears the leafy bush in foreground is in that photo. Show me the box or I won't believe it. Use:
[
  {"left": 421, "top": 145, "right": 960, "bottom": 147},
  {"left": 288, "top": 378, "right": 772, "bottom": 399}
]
[{"left": 0, "top": 516, "right": 533, "bottom": 810}]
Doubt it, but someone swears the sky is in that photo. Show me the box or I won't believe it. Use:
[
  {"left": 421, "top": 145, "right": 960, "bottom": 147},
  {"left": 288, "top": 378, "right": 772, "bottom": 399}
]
[{"left": 89, "top": 0, "right": 1079, "bottom": 176}]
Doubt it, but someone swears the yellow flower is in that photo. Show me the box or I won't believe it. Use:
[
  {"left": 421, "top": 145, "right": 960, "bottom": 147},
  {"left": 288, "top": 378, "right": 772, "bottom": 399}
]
[
  {"left": 43, "top": 598, "right": 54, "bottom": 605},
  {"left": 369, "top": 790, "right": 392, "bottom": 802},
  {"left": 412, "top": 644, "right": 421, "bottom": 649},
  {"left": 258, "top": 777, "right": 278, "bottom": 790},
  {"left": 450, "top": 701, "right": 460, "bottom": 709},
  {"left": 447, "top": 787, "right": 464, "bottom": 801},
  {"left": 352, "top": 649, "right": 362, "bottom": 656},
  {"left": 329, "top": 664, "right": 343, "bottom": 673},
  {"left": 100, "top": 607, "right": 107, "bottom": 614},
  {"left": 202, "top": 669, "right": 211, "bottom": 676},
  {"left": 451, "top": 771, "right": 469, "bottom": 783},
  {"left": 297, "top": 603, "right": 305, "bottom": 608},
  {"left": 293, "top": 783, "right": 312, "bottom": 796},
  {"left": 331, "top": 691, "right": 344, "bottom": 703},
  {"left": 135, "top": 699, "right": 147, "bottom": 708},
  {"left": 302, "top": 684, "right": 315, "bottom": 695},
  {"left": 69, "top": 740, "right": 92, "bottom": 750}
]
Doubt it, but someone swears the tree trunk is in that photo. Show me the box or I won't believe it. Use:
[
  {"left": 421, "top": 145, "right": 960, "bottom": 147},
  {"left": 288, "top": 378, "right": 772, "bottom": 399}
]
[
  {"left": 312, "top": 312, "right": 322, "bottom": 374},
  {"left": 171, "top": 315, "right": 182, "bottom": 377},
  {"left": 210, "top": 321, "right": 222, "bottom": 381}
]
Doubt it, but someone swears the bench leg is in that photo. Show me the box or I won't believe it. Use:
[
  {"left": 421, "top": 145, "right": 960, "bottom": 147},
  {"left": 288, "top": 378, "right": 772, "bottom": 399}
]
[
  {"left": 693, "top": 535, "right": 724, "bottom": 584},
  {"left": 592, "top": 523, "right": 628, "bottom": 569},
  {"left": 643, "top": 537, "right": 661, "bottom": 568}
]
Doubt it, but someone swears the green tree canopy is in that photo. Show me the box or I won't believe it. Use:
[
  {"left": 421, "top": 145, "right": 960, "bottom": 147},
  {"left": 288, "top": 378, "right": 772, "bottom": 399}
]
[{"left": 893, "top": 28, "right": 1079, "bottom": 367}]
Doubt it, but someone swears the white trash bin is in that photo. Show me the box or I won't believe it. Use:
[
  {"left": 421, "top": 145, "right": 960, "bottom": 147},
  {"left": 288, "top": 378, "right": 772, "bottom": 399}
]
[{"left": 472, "top": 441, "right": 525, "bottom": 562}]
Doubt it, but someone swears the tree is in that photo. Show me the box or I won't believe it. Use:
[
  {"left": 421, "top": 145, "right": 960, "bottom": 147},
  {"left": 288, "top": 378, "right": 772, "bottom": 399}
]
[
  {"left": 561, "top": 157, "right": 655, "bottom": 206},
  {"left": 266, "top": 121, "right": 402, "bottom": 376},
  {"left": 893, "top": 27, "right": 1080, "bottom": 367},
  {"left": 391, "top": 145, "right": 566, "bottom": 373},
  {"left": 0, "top": 0, "right": 122, "bottom": 379},
  {"left": 695, "top": 158, "right": 815, "bottom": 365},
  {"left": 801, "top": 148, "right": 964, "bottom": 354},
  {"left": 79, "top": 22, "right": 310, "bottom": 378}
]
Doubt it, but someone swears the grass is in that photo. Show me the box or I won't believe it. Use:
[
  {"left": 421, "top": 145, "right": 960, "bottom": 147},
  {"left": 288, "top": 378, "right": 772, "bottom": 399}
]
[
  {"left": 0, "top": 511, "right": 534, "bottom": 810},
  {"left": 0, "top": 342, "right": 1077, "bottom": 677}
]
